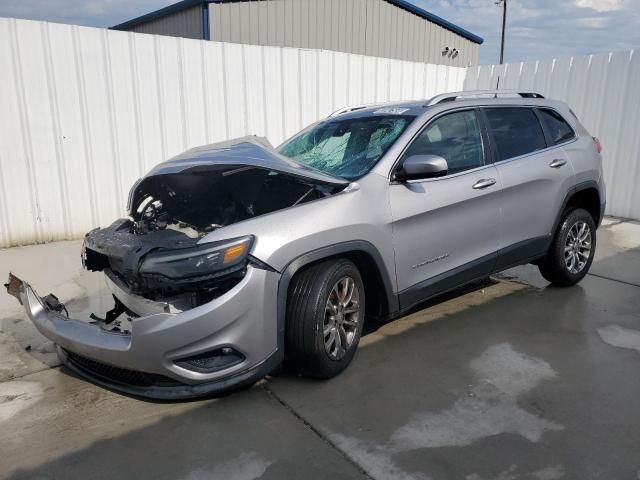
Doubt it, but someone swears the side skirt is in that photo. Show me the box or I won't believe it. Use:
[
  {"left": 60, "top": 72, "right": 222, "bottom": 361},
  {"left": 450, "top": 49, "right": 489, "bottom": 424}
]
[
  {"left": 398, "top": 253, "right": 497, "bottom": 311},
  {"left": 396, "top": 236, "right": 550, "bottom": 313},
  {"left": 492, "top": 235, "right": 550, "bottom": 272}
]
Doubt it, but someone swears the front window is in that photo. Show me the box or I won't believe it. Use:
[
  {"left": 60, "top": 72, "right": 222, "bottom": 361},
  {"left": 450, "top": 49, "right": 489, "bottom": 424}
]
[
  {"left": 278, "top": 115, "right": 415, "bottom": 180},
  {"left": 404, "top": 109, "right": 485, "bottom": 175}
]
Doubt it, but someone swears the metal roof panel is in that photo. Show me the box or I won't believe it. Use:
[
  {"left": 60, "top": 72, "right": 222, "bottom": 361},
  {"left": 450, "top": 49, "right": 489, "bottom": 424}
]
[{"left": 111, "top": 0, "right": 484, "bottom": 45}]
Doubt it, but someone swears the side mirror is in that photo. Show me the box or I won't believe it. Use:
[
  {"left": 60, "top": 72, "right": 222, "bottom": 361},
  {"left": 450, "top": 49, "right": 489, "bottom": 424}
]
[{"left": 394, "top": 154, "right": 448, "bottom": 181}]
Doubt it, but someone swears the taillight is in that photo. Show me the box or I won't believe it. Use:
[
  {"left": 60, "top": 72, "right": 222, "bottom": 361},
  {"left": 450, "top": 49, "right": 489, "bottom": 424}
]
[{"left": 593, "top": 137, "right": 602, "bottom": 154}]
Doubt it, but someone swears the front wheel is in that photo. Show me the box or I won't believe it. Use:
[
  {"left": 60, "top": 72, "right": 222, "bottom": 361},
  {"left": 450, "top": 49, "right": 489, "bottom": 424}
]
[
  {"left": 285, "top": 259, "right": 364, "bottom": 378},
  {"left": 538, "top": 208, "right": 596, "bottom": 286}
]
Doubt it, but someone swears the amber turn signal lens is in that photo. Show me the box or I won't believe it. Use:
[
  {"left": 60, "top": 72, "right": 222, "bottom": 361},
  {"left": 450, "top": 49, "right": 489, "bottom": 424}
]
[{"left": 223, "top": 244, "right": 246, "bottom": 263}]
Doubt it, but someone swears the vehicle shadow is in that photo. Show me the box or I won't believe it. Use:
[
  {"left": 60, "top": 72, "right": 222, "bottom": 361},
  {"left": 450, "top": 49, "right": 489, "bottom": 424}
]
[{"left": 362, "top": 276, "right": 497, "bottom": 336}]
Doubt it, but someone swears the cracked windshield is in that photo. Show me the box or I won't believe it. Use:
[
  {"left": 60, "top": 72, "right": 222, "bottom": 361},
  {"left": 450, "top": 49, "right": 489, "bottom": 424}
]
[{"left": 278, "top": 114, "right": 415, "bottom": 180}]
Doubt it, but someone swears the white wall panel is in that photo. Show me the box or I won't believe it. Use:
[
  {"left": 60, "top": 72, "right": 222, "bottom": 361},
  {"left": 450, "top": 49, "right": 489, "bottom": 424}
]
[
  {"left": 5, "top": 19, "right": 638, "bottom": 248},
  {"left": 0, "top": 18, "right": 464, "bottom": 247},
  {"left": 464, "top": 51, "right": 640, "bottom": 220}
]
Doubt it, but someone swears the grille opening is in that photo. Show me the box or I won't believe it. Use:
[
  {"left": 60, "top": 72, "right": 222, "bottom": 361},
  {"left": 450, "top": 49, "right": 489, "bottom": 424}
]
[{"left": 64, "top": 350, "right": 181, "bottom": 387}]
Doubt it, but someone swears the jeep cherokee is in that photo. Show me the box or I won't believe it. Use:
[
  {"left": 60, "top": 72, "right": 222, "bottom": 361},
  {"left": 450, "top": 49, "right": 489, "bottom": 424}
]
[{"left": 6, "top": 90, "right": 606, "bottom": 399}]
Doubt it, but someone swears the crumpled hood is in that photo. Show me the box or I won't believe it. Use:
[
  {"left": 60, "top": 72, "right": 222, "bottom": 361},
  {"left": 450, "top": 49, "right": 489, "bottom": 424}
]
[{"left": 144, "top": 136, "right": 349, "bottom": 187}]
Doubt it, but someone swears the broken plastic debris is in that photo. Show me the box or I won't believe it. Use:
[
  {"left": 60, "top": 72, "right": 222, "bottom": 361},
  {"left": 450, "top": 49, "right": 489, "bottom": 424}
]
[
  {"left": 4, "top": 272, "right": 24, "bottom": 305},
  {"left": 43, "top": 294, "right": 69, "bottom": 317}
]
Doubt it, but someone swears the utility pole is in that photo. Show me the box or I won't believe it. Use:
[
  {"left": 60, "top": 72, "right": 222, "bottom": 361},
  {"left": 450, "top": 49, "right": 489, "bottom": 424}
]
[{"left": 497, "top": 0, "right": 507, "bottom": 64}]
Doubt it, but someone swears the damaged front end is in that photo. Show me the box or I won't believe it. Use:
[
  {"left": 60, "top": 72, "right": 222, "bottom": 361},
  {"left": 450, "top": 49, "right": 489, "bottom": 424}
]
[
  {"left": 83, "top": 136, "right": 347, "bottom": 313},
  {"left": 83, "top": 221, "right": 255, "bottom": 312},
  {"left": 5, "top": 267, "right": 283, "bottom": 399},
  {"left": 4, "top": 137, "right": 348, "bottom": 398}
]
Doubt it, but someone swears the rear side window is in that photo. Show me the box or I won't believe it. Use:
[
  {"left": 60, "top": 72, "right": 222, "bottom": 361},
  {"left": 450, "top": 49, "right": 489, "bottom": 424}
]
[
  {"left": 484, "top": 108, "right": 547, "bottom": 161},
  {"left": 404, "top": 110, "right": 484, "bottom": 175},
  {"left": 537, "top": 108, "right": 575, "bottom": 145}
]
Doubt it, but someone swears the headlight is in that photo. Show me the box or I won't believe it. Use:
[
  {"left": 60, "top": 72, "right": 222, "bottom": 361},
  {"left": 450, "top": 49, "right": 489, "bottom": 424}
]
[{"left": 139, "top": 235, "right": 254, "bottom": 279}]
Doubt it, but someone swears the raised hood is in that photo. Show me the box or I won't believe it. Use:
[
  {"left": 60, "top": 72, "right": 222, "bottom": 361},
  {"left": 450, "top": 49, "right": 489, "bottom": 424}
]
[
  {"left": 126, "top": 136, "right": 349, "bottom": 235},
  {"left": 145, "top": 136, "right": 349, "bottom": 186}
]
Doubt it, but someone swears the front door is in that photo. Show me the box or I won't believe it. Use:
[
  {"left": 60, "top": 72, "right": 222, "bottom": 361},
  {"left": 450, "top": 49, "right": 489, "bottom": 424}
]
[{"left": 389, "top": 109, "right": 500, "bottom": 309}]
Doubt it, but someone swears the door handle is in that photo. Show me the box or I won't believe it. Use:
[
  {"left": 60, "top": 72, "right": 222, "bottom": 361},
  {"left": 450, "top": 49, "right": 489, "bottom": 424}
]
[
  {"left": 472, "top": 178, "right": 497, "bottom": 190},
  {"left": 550, "top": 158, "right": 567, "bottom": 168}
]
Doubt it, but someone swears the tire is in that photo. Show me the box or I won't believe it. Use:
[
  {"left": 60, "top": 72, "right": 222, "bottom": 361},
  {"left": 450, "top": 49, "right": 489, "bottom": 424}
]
[
  {"left": 285, "top": 259, "right": 365, "bottom": 378},
  {"left": 538, "top": 208, "right": 596, "bottom": 286}
]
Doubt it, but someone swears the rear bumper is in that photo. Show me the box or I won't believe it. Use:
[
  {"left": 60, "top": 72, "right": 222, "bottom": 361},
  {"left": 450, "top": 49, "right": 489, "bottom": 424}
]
[{"left": 6, "top": 267, "right": 282, "bottom": 399}]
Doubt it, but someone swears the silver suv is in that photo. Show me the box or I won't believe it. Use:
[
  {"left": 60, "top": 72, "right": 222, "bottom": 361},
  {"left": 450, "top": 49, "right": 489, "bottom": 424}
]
[{"left": 7, "top": 90, "right": 606, "bottom": 399}]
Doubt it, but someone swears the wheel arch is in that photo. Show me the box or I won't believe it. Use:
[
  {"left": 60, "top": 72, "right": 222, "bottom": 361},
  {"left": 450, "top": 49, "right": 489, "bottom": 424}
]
[
  {"left": 553, "top": 181, "right": 603, "bottom": 236},
  {"left": 276, "top": 241, "right": 398, "bottom": 350},
  {"left": 566, "top": 184, "right": 602, "bottom": 224}
]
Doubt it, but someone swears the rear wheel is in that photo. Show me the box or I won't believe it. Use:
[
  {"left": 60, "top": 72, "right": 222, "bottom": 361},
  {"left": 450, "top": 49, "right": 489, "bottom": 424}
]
[
  {"left": 286, "top": 259, "right": 364, "bottom": 378},
  {"left": 538, "top": 208, "right": 596, "bottom": 286}
]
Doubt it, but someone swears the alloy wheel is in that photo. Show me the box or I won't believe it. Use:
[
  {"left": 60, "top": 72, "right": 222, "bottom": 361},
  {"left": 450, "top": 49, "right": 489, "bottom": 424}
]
[
  {"left": 323, "top": 276, "right": 361, "bottom": 360},
  {"left": 564, "top": 220, "right": 592, "bottom": 274}
]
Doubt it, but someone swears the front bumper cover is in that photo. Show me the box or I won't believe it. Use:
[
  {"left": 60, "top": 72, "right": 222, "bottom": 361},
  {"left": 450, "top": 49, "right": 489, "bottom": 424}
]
[{"left": 5, "top": 269, "right": 282, "bottom": 399}]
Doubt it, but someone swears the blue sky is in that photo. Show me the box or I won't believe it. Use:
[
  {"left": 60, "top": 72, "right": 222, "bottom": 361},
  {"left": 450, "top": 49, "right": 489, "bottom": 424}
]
[
  {"left": 0, "top": 0, "right": 638, "bottom": 64},
  {"left": 419, "top": 0, "right": 640, "bottom": 64}
]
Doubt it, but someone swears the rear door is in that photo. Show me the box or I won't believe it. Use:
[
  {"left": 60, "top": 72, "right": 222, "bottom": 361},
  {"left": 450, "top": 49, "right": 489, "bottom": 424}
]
[
  {"left": 482, "top": 106, "right": 576, "bottom": 268},
  {"left": 389, "top": 108, "right": 501, "bottom": 309}
]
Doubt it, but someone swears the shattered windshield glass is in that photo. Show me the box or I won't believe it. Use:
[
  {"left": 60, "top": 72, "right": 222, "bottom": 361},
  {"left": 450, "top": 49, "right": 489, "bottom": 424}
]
[{"left": 278, "top": 115, "right": 415, "bottom": 180}]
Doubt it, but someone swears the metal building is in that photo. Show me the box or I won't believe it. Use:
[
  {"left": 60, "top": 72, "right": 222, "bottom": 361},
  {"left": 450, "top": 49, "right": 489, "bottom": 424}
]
[{"left": 111, "top": 0, "right": 483, "bottom": 66}]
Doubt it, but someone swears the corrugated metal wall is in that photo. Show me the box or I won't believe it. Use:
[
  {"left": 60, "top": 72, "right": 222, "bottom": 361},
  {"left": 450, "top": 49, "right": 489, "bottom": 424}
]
[
  {"left": 465, "top": 51, "right": 640, "bottom": 220},
  {"left": 0, "top": 18, "right": 465, "bottom": 248},
  {"left": 127, "top": 4, "right": 204, "bottom": 39},
  {"left": 209, "top": 0, "right": 478, "bottom": 67}
]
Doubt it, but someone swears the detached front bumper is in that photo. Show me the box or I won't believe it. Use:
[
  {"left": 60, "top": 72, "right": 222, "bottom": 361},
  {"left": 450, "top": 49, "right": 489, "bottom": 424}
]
[{"left": 5, "top": 267, "right": 282, "bottom": 399}]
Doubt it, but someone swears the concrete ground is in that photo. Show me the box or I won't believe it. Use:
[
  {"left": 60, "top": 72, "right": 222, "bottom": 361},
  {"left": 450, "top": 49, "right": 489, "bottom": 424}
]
[{"left": 1, "top": 218, "right": 639, "bottom": 480}]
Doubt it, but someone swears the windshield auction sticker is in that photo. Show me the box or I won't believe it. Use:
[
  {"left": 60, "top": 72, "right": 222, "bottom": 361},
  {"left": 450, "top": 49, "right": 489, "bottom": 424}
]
[{"left": 373, "top": 107, "right": 410, "bottom": 115}]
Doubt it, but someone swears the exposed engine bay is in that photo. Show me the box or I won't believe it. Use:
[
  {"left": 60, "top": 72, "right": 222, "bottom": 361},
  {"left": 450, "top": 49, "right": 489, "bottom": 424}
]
[
  {"left": 129, "top": 165, "right": 335, "bottom": 237},
  {"left": 83, "top": 164, "right": 343, "bottom": 309}
]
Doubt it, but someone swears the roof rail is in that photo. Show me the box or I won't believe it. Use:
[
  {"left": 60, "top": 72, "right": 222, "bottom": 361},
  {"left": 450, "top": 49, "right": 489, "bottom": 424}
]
[{"left": 426, "top": 90, "right": 545, "bottom": 106}]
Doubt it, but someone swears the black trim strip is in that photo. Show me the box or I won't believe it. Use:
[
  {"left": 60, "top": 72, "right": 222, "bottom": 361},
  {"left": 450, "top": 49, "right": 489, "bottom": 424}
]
[
  {"left": 397, "top": 235, "right": 551, "bottom": 312},
  {"left": 398, "top": 253, "right": 497, "bottom": 310},
  {"left": 551, "top": 180, "right": 601, "bottom": 234},
  {"left": 493, "top": 235, "right": 550, "bottom": 271}
]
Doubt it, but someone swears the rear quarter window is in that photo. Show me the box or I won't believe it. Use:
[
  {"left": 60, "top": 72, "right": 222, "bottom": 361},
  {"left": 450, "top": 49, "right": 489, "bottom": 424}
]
[
  {"left": 484, "top": 107, "right": 547, "bottom": 161},
  {"left": 537, "top": 108, "right": 576, "bottom": 145}
]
